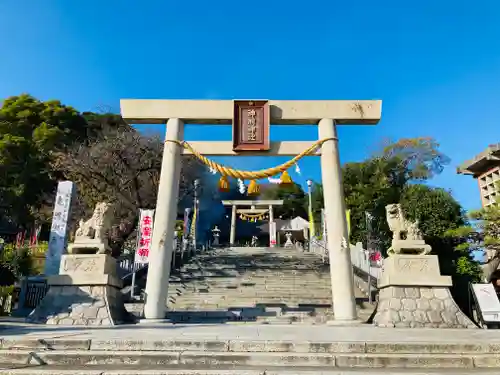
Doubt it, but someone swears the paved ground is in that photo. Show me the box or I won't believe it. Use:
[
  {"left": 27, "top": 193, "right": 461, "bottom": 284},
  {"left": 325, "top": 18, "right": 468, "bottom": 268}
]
[{"left": 1, "top": 321, "right": 500, "bottom": 343}]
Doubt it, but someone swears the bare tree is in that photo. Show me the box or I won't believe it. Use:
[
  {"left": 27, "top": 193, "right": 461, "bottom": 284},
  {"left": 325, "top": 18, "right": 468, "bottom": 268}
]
[{"left": 54, "top": 129, "right": 210, "bottom": 256}]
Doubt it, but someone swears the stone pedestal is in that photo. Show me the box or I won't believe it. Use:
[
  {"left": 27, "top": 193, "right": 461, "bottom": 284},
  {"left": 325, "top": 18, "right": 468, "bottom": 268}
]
[
  {"left": 388, "top": 239, "right": 431, "bottom": 256},
  {"left": 27, "top": 254, "right": 131, "bottom": 326},
  {"left": 213, "top": 236, "right": 220, "bottom": 247},
  {"left": 373, "top": 254, "right": 477, "bottom": 329},
  {"left": 68, "top": 240, "right": 107, "bottom": 254}
]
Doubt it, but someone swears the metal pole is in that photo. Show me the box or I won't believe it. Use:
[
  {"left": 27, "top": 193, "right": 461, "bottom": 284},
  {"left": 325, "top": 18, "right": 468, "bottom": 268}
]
[
  {"left": 193, "top": 179, "right": 200, "bottom": 253},
  {"left": 365, "top": 211, "right": 373, "bottom": 304},
  {"left": 308, "top": 182, "right": 313, "bottom": 241},
  {"left": 171, "top": 237, "right": 177, "bottom": 270},
  {"left": 130, "top": 269, "right": 136, "bottom": 300},
  {"left": 130, "top": 212, "right": 142, "bottom": 301}
]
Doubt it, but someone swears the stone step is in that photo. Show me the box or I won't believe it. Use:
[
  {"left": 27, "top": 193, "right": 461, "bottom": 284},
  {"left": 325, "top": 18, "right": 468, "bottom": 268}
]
[
  {"left": 170, "top": 299, "right": 332, "bottom": 305},
  {"left": 0, "top": 349, "right": 498, "bottom": 369},
  {"left": 169, "top": 288, "right": 332, "bottom": 298},
  {"left": 179, "top": 265, "right": 328, "bottom": 269},
  {"left": 174, "top": 284, "right": 333, "bottom": 289},
  {"left": 170, "top": 291, "right": 333, "bottom": 297},
  {"left": 170, "top": 293, "right": 336, "bottom": 299},
  {"left": 173, "top": 282, "right": 333, "bottom": 288},
  {"left": 5, "top": 336, "right": 500, "bottom": 354},
  {"left": 174, "top": 285, "right": 331, "bottom": 291},
  {"left": 173, "top": 286, "right": 332, "bottom": 290},
  {"left": 170, "top": 297, "right": 333, "bottom": 303},
  {"left": 124, "top": 304, "right": 373, "bottom": 321},
  {"left": 169, "top": 301, "right": 335, "bottom": 308},
  {"left": 167, "top": 304, "right": 370, "bottom": 311},
  {"left": 176, "top": 279, "right": 331, "bottom": 283},
  {"left": 174, "top": 279, "right": 332, "bottom": 284},
  {"left": 176, "top": 275, "right": 331, "bottom": 280},
  {"left": 169, "top": 299, "right": 336, "bottom": 306},
  {"left": 1, "top": 367, "right": 498, "bottom": 375},
  {"left": 167, "top": 303, "right": 368, "bottom": 309},
  {"left": 169, "top": 306, "right": 331, "bottom": 313},
  {"left": 192, "top": 256, "right": 324, "bottom": 260}
]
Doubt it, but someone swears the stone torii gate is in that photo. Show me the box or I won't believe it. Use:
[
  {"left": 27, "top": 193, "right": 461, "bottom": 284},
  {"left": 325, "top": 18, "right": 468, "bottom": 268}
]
[
  {"left": 120, "top": 99, "right": 382, "bottom": 324},
  {"left": 222, "top": 199, "right": 283, "bottom": 247}
]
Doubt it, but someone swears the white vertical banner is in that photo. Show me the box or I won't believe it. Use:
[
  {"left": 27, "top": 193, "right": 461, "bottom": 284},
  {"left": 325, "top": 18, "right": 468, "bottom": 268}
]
[
  {"left": 135, "top": 209, "right": 155, "bottom": 264},
  {"left": 321, "top": 208, "right": 327, "bottom": 242},
  {"left": 269, "top": 221, "right": 277, "bottom": 247},
  {"left": 45, "top": 181, "right": 76, "bottom": 276}
]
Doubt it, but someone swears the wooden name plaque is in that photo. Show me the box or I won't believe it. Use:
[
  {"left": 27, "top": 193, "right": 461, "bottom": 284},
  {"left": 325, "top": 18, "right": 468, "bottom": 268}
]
[{"left": 232, "top": 100, "right": 270, "bottom": 152}]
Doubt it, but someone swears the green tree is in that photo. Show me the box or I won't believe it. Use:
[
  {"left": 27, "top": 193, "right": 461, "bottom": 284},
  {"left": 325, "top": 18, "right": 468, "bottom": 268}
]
[
  {"left": 310, "top": 182, "right": 324, "bottom": 223},
  {"left": 0, "top": 94, "right": 88, "bottom": 226},
  {"left": 447, "top": 183, "right": 500, "bottom": 282},
  {"left": 292, "top": 137, "right": 451, "bottom": 244},
  {"left": 344, "top": 137, "right": 451, "bottom": 250},
  {"left": 0, "top": 243, "right": 34, "bottom": 286},
  {"left": 0, "top": 96, "right": 131, "bottom": 229},
  {"left": 260, "top": 183, "right": 307, "bottom": 219},
  {"left": 401, "top": 184, "right": 481, "bottom": 313}
]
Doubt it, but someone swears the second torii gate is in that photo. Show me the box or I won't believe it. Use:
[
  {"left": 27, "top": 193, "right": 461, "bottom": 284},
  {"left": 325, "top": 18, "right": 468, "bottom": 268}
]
[{"left": 222, "top": 199, "right": 283, "bottom": 247}]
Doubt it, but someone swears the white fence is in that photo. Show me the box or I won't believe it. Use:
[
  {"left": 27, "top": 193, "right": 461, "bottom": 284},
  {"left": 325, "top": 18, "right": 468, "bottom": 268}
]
[
  {"left": 350, "top": 242, "right": 382, "bottom": 281},
  {"left": 309, "top": 238, "right": 381, "bottom": 281}
]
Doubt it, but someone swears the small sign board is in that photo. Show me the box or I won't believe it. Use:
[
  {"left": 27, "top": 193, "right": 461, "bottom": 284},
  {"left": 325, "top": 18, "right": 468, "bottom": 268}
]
[
  {"left": 471, "top": 283, "right": 500, "bottom": 323},
  {"left": 135, "top": 209, "right": 155, "bottom": 264},
  {"left": 232, "top": 100, "right": 270, "bottom": 151}
]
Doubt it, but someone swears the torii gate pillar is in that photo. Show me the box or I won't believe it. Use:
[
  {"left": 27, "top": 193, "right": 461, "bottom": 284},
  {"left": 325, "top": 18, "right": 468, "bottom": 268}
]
[{"left": 319, "top": 118, "right": 358, "bottom": 322}]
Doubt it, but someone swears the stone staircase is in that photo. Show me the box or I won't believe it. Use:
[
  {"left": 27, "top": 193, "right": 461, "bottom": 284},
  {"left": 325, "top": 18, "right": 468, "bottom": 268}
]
[
  {"left": 3, "top": 325, "right": 500, "bottom": 374},
  {"left": 127, "top": 246, "right": 375, "bottom": 323}
]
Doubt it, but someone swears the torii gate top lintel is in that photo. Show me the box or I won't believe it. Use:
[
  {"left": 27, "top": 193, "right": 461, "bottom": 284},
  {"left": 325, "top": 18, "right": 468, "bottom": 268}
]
[
  {"left": 120, "top": 99, "right": 382, "bottom": 125},
  {"left": 222, "top": 200, "right": 283, "bottom": 206},
  {"left": 121, "top": 99, "right": 381, "bottom": 157}
]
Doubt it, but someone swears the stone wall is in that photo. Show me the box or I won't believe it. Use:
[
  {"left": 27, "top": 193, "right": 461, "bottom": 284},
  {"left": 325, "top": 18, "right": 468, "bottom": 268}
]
[
  {"left": 27, "top": 284, "right": 130, "bottom": 325},
  {"left": 374, "top": 286, "right": 477, "bottom": 328}
]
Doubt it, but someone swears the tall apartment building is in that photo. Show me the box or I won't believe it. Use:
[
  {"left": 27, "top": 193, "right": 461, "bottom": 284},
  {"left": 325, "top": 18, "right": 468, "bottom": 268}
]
[{"left": 457, "top": 143, "right": 500, "bottom": 207}]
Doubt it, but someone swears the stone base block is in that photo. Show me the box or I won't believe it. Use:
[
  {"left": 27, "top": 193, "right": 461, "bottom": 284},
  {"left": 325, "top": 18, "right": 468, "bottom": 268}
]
[
  {"left": 59, "top": 253, "right": 117, "bottom": 276},
  {"left": 373, "top": 254, "right": 477, "bottom": 329},
  {"left": 378, "top": 254, "right": 451, "bottom": 288},
  {"left": 373, "top": 286, "right": 477, "bottom": 329},
  {"left": 26, "top": 284, "right": 131, "bottom": 326}
]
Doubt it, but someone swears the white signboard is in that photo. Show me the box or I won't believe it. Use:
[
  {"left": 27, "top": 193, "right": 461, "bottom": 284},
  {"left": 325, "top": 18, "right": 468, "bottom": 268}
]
[
  {"left": 135, "top": 209, "right": 155, "bottom": 264},
  {"left": 269, "top": 221, "right": 277, "bottom": 246},
  {"left": 45, "top": 181, "right": 75, "bottom": 276},
  {"left": 471, "top": 283, "right": 500, "bottom": 322},
  {"left": 321, "top": 209, "right": 327, "bottom": 242}
]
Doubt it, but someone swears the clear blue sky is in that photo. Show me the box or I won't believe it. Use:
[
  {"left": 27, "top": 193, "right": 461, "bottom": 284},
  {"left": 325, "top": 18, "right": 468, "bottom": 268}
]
[{"left": 1, "top": 0, "right": 500, "bottom": 211}]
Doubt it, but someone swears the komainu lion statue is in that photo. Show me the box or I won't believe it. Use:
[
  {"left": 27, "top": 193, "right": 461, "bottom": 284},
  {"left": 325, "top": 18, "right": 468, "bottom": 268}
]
[
  {"left": 70, "top": 202, "right": 114, "bottom": 254},
  {"left": 385, "top": 203, "right": 431, "bottom": 255}
]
